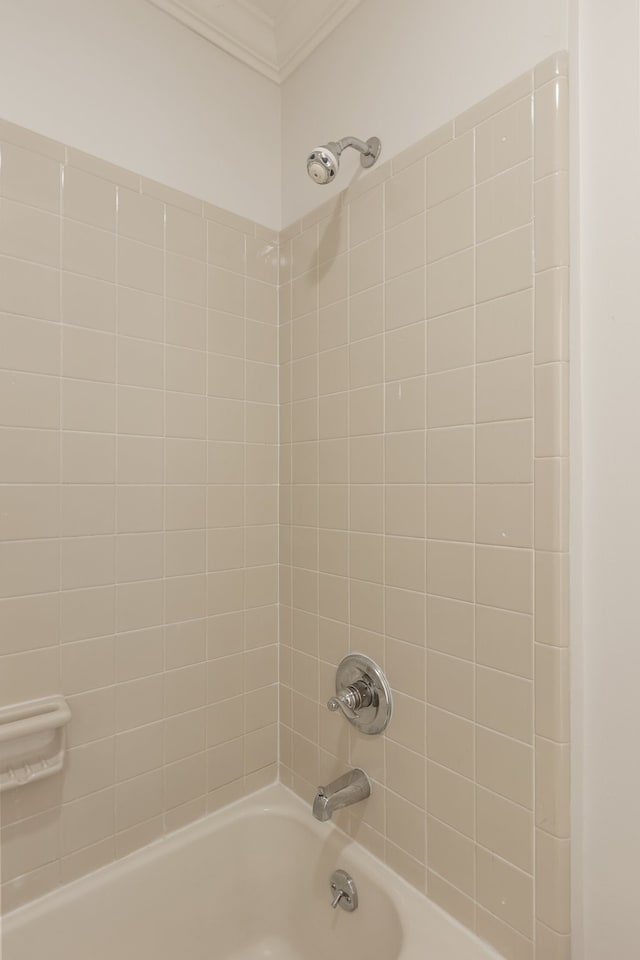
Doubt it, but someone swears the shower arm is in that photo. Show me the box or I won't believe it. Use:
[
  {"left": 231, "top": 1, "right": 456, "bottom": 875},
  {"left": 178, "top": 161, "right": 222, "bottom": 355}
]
[
  {"left": 333, "top": 136, "right": 376, "bottom": 159},
  {"left": 327, "top": 136, "right": 382, "bottom": 171}
]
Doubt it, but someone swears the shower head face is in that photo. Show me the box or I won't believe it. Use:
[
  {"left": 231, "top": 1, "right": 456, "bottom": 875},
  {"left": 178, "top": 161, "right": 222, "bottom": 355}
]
[{"left": 307, "top": 145, "right": 339, "bottom": 185}]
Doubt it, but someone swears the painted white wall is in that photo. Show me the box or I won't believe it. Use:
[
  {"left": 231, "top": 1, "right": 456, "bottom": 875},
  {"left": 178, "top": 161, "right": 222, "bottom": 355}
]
[
  {"left": 576, "top": 1, "right": 640, "bottom": 956},
  {"left": 281, "top": 0, "right": 569, "bottom": 225},
  {"left": 0, "top": 0, "right": 281, "bottom": 227}
]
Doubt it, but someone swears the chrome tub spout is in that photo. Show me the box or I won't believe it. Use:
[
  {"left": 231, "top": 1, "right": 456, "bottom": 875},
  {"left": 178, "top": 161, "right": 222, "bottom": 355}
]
[{"left": 312, "top": 768, "right": 371, "bottom": 822}]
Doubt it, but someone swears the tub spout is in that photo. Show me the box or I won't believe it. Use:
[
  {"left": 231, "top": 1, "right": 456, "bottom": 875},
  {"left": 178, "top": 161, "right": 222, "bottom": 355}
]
[{"left": 312, "top": 768, "right": 371, "bottom": 822}]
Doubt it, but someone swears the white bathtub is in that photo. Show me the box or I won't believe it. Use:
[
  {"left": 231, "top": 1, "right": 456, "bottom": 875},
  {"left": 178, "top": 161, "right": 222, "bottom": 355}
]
[{"left": 1, "top": 784, "right": 500, "bottom": 960}]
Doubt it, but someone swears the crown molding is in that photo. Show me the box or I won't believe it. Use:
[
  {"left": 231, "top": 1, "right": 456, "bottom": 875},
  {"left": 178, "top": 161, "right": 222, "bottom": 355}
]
[
  {"left": 147, "top": 0, "right": 280, "bottom": 81},
  {"left": 146, "top": 0, "right": 364, "bottom": 84},
  {"left": 276, "top": 0, "right": 363, "bottom": 80}
]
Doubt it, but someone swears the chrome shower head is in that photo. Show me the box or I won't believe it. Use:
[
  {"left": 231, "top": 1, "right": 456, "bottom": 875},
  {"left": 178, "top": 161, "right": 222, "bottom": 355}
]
[
  {"left": 307, "top": 143, "right": 341, "bottom": 184},
  {"left": 307, "top": 136, "right": 381, "bottom": 185}
]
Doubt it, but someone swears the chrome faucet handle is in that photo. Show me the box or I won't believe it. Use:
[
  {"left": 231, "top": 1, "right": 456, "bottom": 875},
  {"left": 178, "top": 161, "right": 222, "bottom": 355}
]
[
  {"left": 327, "top": 688, "right": 360, "bottom": 720},
  {"left": 327, "top": 678, "right": 373, "bottom": 720}
]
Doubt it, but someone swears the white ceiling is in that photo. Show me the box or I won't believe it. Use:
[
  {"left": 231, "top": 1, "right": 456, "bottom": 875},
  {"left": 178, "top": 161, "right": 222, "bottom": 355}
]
[{"left": 146, "top": 0, "right": 364, "bottom": 83}]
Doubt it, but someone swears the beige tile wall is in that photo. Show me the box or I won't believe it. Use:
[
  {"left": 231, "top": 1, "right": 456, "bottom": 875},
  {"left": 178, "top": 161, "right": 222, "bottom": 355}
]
[
  {"left": 0, "top": 51, "right": 569, "bottom": 960},
  {"left": 278, "top": 52, "right": 570, "bottom": 960},
  {"left": 0, "top": 120, "right": 278, "bottom": 911}
]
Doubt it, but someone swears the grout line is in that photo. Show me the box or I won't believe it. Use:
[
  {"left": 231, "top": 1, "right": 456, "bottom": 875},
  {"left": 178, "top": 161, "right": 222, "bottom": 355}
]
[
  {"left": 160, "top": 192, "right": 168, "bottom": 828},
  {"left": 199, "top": 242, "right": 213, "bottom": 788},
  {"left": 241, "top": 227, "right": 247, "bottom": 796},
  {"left": 275, "top": 236, "right": 281, "bottom": 782},
  {"left": 423, "top": 153, "right": 430, "bottom": 890},
  {"left": 314, "top": 221, "right": 320, "bottom": 790},
  {"left": 113, "top": 181, "right": 121, "bottom": 836},
  {"left": 55, "top": 155, "right": 64, "bottom": 888},
  {"left": 531, "top": 81, "right": 538, "bottom": 949},
  {"left": 471, "top": 116, "right": 478, "bottom": 927}
]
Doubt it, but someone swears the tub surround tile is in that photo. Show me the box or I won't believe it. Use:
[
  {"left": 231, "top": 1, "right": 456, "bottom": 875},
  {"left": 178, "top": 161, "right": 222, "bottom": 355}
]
[
  {"left": 279, "top": 52, "right": 569, "bottom": 960},
  {"left": 0, "top": 122, "right": 278, "bottom": 914},
  {"left": 0, "top": 51, "right": 570, "bottom": 960}
]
